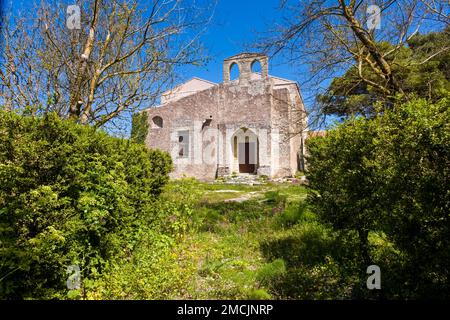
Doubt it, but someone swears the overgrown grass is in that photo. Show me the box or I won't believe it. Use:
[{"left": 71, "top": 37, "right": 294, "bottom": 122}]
[
  {"left": 177, "top": 181, "right": 313, "bottom": 299},
  {"left": 172, "top": 180, "right": 401, "bottom": 300},
  {"left": 98, "top": 179, "right": 401, "bottom": 300}
]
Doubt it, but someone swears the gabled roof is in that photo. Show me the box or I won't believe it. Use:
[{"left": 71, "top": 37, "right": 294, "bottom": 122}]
[
  {"left": 160, "top": 77, "right": 217, "bottom": 104},
  {"left": 269, "top": 75, "right": 296, "bottom": 85},
  {"left": 164, "top": 77, "right": 217, "bottom": 92}
]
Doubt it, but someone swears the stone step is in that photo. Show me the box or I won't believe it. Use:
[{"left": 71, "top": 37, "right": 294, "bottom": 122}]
[{"left": 220, "top": 174, "right": 264, "bottom": 185}]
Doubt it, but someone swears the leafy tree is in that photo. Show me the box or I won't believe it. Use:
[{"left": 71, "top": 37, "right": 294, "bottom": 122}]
[
  {"left": 318, "top": 28, "right": 450, "bottom": 117},
  {"left": 0, "top": 0, "right": 209, "bottom": 130},
  {"left": 306, "top": 94, "right": 450, "bottom": 298},
  {"left": 258, "top": 0, "right": 449, "bottom": 127},
  {"left": 375, "top": 96, "right": 450, "bottom": 297},
  {"left": 306, "top": 113, "right": 383, "bottom": 267}
]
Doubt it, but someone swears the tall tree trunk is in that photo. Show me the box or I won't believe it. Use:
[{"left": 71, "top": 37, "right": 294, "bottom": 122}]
[
  {"left": 340, "top": 1, "right": 404, "bottom": 95},
  {"left": 69, "top": 0, "right": 100, "bottom": 122}
]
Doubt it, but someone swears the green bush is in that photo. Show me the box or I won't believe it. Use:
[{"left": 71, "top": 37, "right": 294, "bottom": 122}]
[
  {"left": 264, "top": 191, "right": 287, "bottom": 207},
  {"left": 256, "top": 259, "right": 286, "bottom": 286},
  {"left": 275, "top": 202, "right": 314, "bottom": 228},
  {"left": 0, "top": 111, "right": 172, "bottom": 299},
  {"left": 247, "top": 289, "right": 272, "bottom": 300},
  {"left": 306, "top": 95, "right": 450, "bottom": 298},
  {"left": 87, "top": 180, "right": 200, "bottom": 299},
  {"left": 130, "top": 112, "right": 149, "bottom": 145}
]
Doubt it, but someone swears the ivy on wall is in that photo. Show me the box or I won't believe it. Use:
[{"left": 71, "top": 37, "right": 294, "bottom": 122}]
[{"left": 131, "top": 112, "right": 149, "bottom": 144}]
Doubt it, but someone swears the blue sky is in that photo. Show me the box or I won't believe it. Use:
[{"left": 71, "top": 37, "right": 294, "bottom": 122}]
[
  {"left": 2, "top": 0, "right": 447, "bottom": 134},
  {"left": 2, "top": 0, "right": 312, "bottom": 109},
  {"left": 173, "top": 0, "right": 318, "bottom": 122},
  {"left": 180, "top": 0, "right": 296, "bottom": 83},
  {"left": 3, "top": 0, "right": 301, "bottom": 84},
  {"left": 3, "top": 0, "right": 316, "bottom": 135}
]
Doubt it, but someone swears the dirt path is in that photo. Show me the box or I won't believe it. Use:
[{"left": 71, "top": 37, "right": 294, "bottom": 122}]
[{"left": 223, "top": 191, "right": 263, "bottom": 203}]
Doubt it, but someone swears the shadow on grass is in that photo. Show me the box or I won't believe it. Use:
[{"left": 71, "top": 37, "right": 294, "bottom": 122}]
[
  {"left": 258, "top": 211, "right": 412, "bottom": 299},
  {"left": 258, "top": 215, "right": 368, "bottom": 299},
  {"left": 260, "top": 223, "right": 334, "bottom": 268}
]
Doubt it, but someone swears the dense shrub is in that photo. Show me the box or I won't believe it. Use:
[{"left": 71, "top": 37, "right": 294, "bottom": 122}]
[
  {"left": 306, "top": 95, "right": 450, "bottom": 298},
  {"left": 0, "top": 111, "right": 172, "bottom": 299},
  {"left": 87, "top": 178, "right": 201, "bottom": 299},
  {"left": 256, "top": 259, "right": 286, "bottom": 287}
]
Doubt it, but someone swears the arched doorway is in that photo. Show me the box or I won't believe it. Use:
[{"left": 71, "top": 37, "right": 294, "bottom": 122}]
[{"left": 231, "top": 128, "right": 258, "bottom": 174}]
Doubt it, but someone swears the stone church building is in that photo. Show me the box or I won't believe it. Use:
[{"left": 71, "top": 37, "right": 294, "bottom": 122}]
[{"left": 141, "top": 53, "right": 308, "bottom": 180}]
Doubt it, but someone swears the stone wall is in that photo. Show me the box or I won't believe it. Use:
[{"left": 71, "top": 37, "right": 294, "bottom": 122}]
[{"left": 142, "top": 53, "right": 307, "bottom": 180}]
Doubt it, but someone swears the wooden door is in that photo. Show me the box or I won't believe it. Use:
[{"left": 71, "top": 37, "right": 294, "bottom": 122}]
[{"left": 239, "top": 142, "right": 256, "bottom": 173}]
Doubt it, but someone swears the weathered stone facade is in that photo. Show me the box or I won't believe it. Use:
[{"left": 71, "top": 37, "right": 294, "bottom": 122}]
[{"left": 141, "top": 53, "right": 308, "bottom": 180}]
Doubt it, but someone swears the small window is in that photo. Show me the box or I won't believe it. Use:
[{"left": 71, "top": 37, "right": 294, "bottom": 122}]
[
  {"left": 233, "top": 136, "right": 238, "bottom": 159},
  {"left": 178, "top": 130, "right": 189, "bottom": 158},
  {"left": 152, "top": 116, "right": 163, "bottom": 128}
]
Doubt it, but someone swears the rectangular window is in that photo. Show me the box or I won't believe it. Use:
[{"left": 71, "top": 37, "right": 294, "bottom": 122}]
[{"left": 178, "top": 130, "right": 189, "bottom": 158}]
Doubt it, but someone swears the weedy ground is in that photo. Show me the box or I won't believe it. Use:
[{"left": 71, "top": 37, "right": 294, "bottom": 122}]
[
  {"left": 166, "top": 181, "right": 313, "bottom": 299},
  {"left": 98, "top": 179, "right": 393, "bottom": 299}
]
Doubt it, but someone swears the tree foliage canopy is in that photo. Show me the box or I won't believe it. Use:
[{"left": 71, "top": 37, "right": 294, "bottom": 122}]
[
  {"left": 307, "top": 94, "right": 450, "bottom": 298},
  {"left": 0, "top": 111, "right": 172, "bottom": 298},
  {"left": 318, "top": 27, "right": 450, "bottom": 117},
  {"left": 259, "top": 0, "right": 449, "bottom": 125}
]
